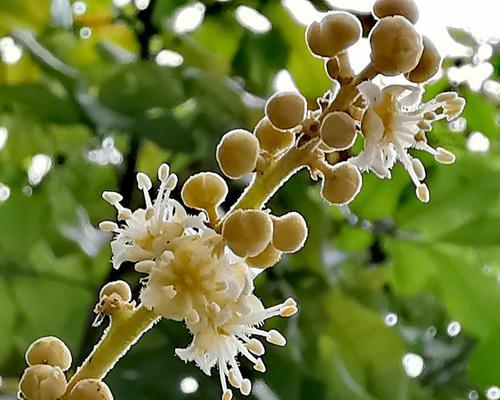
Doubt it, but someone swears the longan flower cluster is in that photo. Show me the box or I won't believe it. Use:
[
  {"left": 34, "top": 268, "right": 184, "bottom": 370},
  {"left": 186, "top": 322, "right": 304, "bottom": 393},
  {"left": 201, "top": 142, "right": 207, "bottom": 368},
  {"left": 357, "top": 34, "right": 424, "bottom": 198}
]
[
  {"left": 19, "top": 1, "right": 467, "bottom": 399},
  {"left": 99, "top": 164, "right": 300, "bottom": 400},
  {"left": 19, "top": 337, "right": 113, "bottom": 400}
]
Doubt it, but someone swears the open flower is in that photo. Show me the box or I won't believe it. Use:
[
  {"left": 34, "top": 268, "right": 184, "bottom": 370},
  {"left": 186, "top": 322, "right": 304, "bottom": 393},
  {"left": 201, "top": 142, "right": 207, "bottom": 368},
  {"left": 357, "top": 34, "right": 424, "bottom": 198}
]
[
  {"left": 100, "top": 164, "right": 297, "bottom": 400},
  {"left": 349, "top": 81, "right": 465, "bottom": 202}
]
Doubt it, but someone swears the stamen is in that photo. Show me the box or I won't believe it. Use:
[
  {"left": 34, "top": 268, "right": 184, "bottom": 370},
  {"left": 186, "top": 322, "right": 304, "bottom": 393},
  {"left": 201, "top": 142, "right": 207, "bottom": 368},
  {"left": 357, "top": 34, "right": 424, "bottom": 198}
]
[
  {"left": 228, "top": 370, "right": 241, "bottom": 388},
  {"left": 118, "top": 208, "right": 132, "bottom": 220},
  {"left": 222, "top": 389, "right": 233, "bottom": 400},
  {"left": 135, "top": 260, "right": 155, "bottom": 273},
  {"left": 254, "top": 358, "right": 266, "bottom": 373},
  {"left": 435, "top": 147, "right": 456, "bottom": 164},
  {"left": 102, "top": 191, "right": 123, "bottom": 206},
  {"left": 246, "top": 339, "right": 265, "bottom": 356},
  {"left": 186, "top": 309, "right": 200, "bottom": 324},
  {"left": 436, "top": 92, "right": 458, "bottom": 102},
  {"left": 158, "top": 164, "right": 170, "bottom": 182},
  {"left": 266, "top": 329, "right": 286, "bottom": 346},
  {"left": 416, "top": 184, "right": 430, "bottom": 203},
  {"left": 161, "top": 285, "right": 177, "bottom": 299},
  {"left": 240, "top": 379, "right": 252, "bottom": 396},
  {"left": 411, "top": 158, "right": 426, "bottom": 181},
  {"left": 136, "top": 173, "right": 152, "bottom": 191},
  {"left": 99, "top": 221, "right": 119, "bottom": 232},
  {"left": 280, "top": 306, "right": 298, "bottom": 317}
]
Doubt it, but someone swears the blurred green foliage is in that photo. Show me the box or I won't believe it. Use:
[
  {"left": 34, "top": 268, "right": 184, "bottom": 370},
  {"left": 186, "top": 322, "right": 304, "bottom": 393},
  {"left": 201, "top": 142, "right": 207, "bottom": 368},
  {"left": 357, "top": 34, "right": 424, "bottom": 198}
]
[{"left": 0, "top": 1, "right": 499, "bottom": 399}]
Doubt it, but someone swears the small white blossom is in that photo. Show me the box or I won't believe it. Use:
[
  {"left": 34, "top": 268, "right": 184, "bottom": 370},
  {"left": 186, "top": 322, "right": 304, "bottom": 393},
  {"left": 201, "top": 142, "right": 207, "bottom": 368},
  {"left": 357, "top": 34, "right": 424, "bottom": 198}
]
[
  {"left": 350, "top": 81, "right": 465, "bottom": 202},
  {"left": 101, "top": 164, "right": 297, "bottom": 399}
]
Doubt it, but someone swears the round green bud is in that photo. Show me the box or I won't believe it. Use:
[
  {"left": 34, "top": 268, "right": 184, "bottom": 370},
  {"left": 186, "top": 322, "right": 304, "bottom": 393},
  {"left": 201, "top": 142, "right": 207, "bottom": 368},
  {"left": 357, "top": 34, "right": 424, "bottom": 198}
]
[
  {"left": 265, "top": 91, "right": 307, "bottom": 130},
  {"left": 222, "top": 209, "right": 273, "bottom": 258},
  {"left": 406, "top": 36, "right": 441, "bottom": 83},
  {"left": 216, "top": 130, "right": 260, "bottom": 179},
  {"left": 68, "top": 379, "right": 113, "bottom": 400},
  {"left": 306, "top": 12, "right": 362, "bottom": 58},
  {"left": 19, "top": 365, "right": 67, "bottom": 400},
  {"left": 370, "top": 16, "right": 423, "bottom": 76},
  {"left": 254, "top": 117, "right": 295, "bottom": 155},
  {"left": 320, "top": 111, "right": 357, "bottom": 151},
  {"left": 181, "top": 172, "right": 228, "bottom": 210},
  {"left": 26, "top": 337, "right": 72, "bottom": 371},
  {"left": 321, "top": 162, "right": 362, "bottom": 205},
  {"left": 373, "top": 0, "right": 419, "bottom": 24}
]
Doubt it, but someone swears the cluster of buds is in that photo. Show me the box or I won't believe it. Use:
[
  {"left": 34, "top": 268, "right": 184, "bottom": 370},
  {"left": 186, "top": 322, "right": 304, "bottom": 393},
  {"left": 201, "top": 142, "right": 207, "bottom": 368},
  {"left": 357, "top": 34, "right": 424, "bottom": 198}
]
[
  {"left": 19, "top": 337, "right": 113, "bottom": 400},
  {"left": 19, "top": 0, "right": 467, "bottom": 399}
]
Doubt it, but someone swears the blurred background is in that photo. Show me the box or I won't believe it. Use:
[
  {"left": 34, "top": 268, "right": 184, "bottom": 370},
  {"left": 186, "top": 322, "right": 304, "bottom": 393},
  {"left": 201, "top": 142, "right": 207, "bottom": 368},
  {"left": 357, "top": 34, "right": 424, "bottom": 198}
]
[{"left": 0, "top": 0, "right": 499, "bottom": 399}]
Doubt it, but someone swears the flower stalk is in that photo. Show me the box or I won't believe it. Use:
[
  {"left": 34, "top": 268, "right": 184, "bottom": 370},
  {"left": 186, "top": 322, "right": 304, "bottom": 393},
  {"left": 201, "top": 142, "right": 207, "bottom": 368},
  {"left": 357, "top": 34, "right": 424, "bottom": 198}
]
[{"left": 63, "top": 306, "right": 158, "bottom": 398}]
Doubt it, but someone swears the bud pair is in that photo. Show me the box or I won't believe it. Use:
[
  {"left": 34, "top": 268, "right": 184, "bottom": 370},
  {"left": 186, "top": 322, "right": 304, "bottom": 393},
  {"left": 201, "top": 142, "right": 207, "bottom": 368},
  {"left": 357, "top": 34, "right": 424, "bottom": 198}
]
[
  {"left": 321, "top": 162, "right": 362, "bottom": 205},
  {"left": 306, "top": 12, "right": 361, "bottom": 58}
]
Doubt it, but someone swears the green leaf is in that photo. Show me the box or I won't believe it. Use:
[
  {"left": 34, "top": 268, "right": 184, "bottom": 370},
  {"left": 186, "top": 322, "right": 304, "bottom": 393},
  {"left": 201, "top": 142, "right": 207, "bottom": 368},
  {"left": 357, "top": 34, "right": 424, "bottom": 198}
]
[
  {"left": 232, "top": 29, "right": 289, "bottom": 95},
  {"left": 461, "top": 88, "right": 499, "bottom": 139},
  {"left": 446, "top": 27, "right": 478, "bottom": 49}
]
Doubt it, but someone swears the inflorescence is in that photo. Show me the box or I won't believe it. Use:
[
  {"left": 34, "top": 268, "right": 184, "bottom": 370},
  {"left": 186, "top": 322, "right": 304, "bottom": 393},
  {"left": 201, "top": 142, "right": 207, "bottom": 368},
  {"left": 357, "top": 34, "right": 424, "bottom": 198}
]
[{"left": 19, "top": 0, "right": 465, "bottom": 399}]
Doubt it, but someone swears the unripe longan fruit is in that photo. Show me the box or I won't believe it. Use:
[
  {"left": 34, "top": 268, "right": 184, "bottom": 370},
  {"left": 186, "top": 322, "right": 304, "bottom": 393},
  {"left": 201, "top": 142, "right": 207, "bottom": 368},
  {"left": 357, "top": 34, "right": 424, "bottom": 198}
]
[
  {"left": 321, "top": 162, "right": 362, "bottom": 205},
  {"left": 254, "top": 117, "right": 295, "bottom": 155},
  {"left": 181, "top": 172, "right": 228, "bottom": 210},
  {"left": 68, "top": 379, "right": 113, "bottom": 400},
  {"left": 370, "top": 16, "right": 423, "bottom": 76},
  {"left": 246, "top": 243, "right": 282, "bottom": 269},
  {"left": 320, "top": 111, "right": 357, "bottom": 151},
  {"left": 306, "top": 12, "right": 362, "bottom": 58},
  {"left": 99, "top": 280, "right": 132, "bottom": 302},
  {"left": 265, "top": 91, "right": 307, "bottom": 130},
  {"left": 19, "top": 365, "right": 67, "bottom": 400},
  {"left": 222, "top": 209, "right": 273, "bottom": 257},
  {"left": 272, "top": 212, "right": 308, "bottom": 253},
  {"left": 216, "top": 130, "right": 260, "bottom": 179},
  {"left": 405, "top": 36, "right": 441, "bottom": 83},
  {"left": 373, "top": 0, "right": 419, "bottom": 24},
  {"left": 26, "top": 337, "right": 72, "bottom": 371}
]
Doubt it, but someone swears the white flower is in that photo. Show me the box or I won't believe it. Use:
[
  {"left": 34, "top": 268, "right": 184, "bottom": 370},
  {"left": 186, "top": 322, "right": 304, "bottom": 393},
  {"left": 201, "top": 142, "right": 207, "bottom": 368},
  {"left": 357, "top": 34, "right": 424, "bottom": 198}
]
[
  {"left": 100, "top": 164, "right": 298, "bottom": 399},
  {"left": 349, "top": 81, "right": 465, "bottom": 202}
]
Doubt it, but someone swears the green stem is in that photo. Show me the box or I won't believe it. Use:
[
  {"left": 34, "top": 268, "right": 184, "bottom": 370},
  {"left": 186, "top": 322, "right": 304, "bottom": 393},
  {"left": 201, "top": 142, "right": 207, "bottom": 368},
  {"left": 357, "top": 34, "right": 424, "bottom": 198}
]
[
  {"left": 63, "top": 306, "right": 159, "bottom": 398},
  {"left": 228, "top": 139, "right": 320, "bottom": 212}
]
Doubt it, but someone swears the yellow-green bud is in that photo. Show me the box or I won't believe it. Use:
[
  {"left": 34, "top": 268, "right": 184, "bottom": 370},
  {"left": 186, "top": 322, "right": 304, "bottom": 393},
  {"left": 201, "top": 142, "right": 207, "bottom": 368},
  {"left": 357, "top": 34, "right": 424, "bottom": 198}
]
[
  {"left": 181, "top": 172, "right": 228, "bottom": 210},
  {"left": 254, "top": 117, "right": 295, "bottom": 155},
  {"left": 246, "top": 243, "right": 282, "bottom": 269},
  {"left": 26, "top": 337, "right": 72, "bottom": 371},
  {"left": 99, "top": 280, "right": 132, "bottom": 303},
  {"left": 271, "top": 212, "right": 308, "bottom": 253},
  {"left": 325, "top": 57, "right": 340, "bottom": 80},
  {"left": 222, "top": 209, "right": 273, "bottom": 257},
  {"left": 406, "top": 36, "right": 441, "bottom": 83},
  {"left": 216, "top": 130, "right": 260, "bottom": 179},
  {"left": 306, "top": 12, "right": 362, "bottom": 58},
  {"left": 321, "top": 162, "right": 362, "bottom": 205},
  {"left": 373, "top": 0, "right": 419, "bottom": 24},
  {"left": 320, "top": 111, "right": 357, "bottom": 151},
  {"left": 265, "top": 91, "right": 307, "bottom": 130},
  {"left": 370, "top": 16, "right": 423, "bottom": 76},
  {"left": 19, "top": 365, "right": 67, "bottom": 400},
  {"left": 68, "top": 379, "right": 113, "bottom": 400}
]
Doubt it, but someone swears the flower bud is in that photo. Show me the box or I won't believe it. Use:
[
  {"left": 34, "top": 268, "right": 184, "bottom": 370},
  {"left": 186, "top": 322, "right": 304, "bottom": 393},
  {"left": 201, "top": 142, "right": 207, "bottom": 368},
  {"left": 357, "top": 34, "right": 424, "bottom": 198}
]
[
  {"left": 373, "top": 0, "right": 419, "bottom": 24},
  {"left": 271, "top": 212, "right": 308, "bottom": 253},
  {"left": 216, "top": 130, "right": 260, "bottom": 179},
  {"left": 370, "top": 16, "right": 423, "bottom": 76},
  {"left": 181, "top": 172, "right": 228, "bottom": 210},
  {"left": 246, "top": 243, "right": 282, "bottom": 269},
  {"left": 254, "top": 117, "right": 295, "bottom": 155},
  {"left": 99, "top": 280, "right": 132, "bottom": 303},
  {"left": 19, "top": 365, "right": 67, "bottom": 400},
  {"left": 406, "top": 36, "right": 441, "bottom": 83},
  {"left": 325, "top": 57, "right": 340, "bottom": 80},
  {"left": 265, "top": 91, "right": 307, "bottom": 130},
  {"left": 26, "top": 337, "right": 72, "bottom": 371},
  {"left": 222, "top": 209, "right": 273, "bottom": 257},
  {"left": 306, "top": 12, "right": 362, "bottom": 58},
  {"left": 68, "top": 379, "right": 113, "bottom": 400},
  {"left": 320, "top": 111, "right": 357, "bottom": 151},
  {"left": 321, "top": 162, "right": 362, "bottom": 205}
]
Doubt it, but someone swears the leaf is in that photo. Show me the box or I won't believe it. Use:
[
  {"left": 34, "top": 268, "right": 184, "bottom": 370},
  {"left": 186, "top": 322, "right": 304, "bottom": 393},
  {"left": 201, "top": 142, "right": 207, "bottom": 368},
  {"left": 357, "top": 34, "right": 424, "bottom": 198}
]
[
  {"left": 232, "top": 29, "right": 289, "bottom": 95},
  {"left": 50, "top": 0, "right": 73, "bottom": 30},
  {"left": 461, "top": 88, "right": 499, "bottom": 139},
  {"left": 320, "top": 290, "right": 410, "bottom": 400},
  {"left": 447, "top": 27, "right": 478, "bottom": 49}
]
